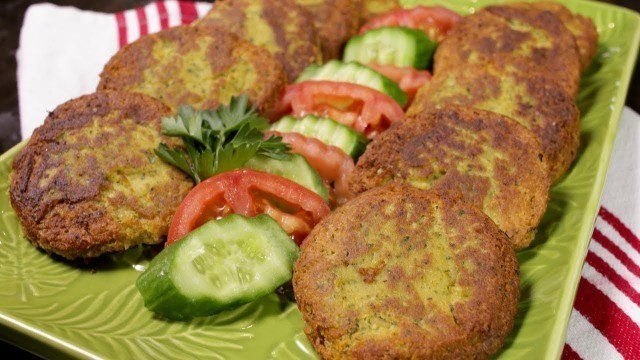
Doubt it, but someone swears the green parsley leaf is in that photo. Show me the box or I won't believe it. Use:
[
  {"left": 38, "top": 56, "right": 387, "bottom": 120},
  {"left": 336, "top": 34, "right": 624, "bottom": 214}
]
[
  {"left": 155, "top": 144, "right": 194, "bottom": 179},
  {"left": 259, "top": 134, "right": 292, "bottom": 160},
  {"left": 154, "top": 94, "right": 291, "bottom": 183}
]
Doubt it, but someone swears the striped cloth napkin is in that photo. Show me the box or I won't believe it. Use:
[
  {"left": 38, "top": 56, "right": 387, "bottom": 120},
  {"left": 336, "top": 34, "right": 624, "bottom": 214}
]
[
  {"left": 15, "top": 1, "right": 640, "bottom": 359},
  {"left": 563, "top": 105, "right": 640, "bottom": 359}
]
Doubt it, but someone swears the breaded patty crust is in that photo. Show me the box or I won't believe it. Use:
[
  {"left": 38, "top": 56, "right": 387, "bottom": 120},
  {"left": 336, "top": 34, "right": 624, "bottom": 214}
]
[
  {"left": 197, "top": 0, "right": 322, "bottom": 81},
  {"left": 505, "top": 1, "right": 598, "bottom": 70},
  {"left": 9, "top": 91, "right": 194, "bottom": 260},
  {"left": 98, "top": 23, "right": 286, "bottom": 114},
  {"left": 294, "top": 184, "right": 520, "bottom": 359},
  {"left": 434, "top": 5, "right": 581, "bottom": 96},
  {"left": 351, "top": 105, "right": 549, "bottom": 249},
  {"left": 409, "top": 62, "right": 580, "bottom": 182},
  {"left": 293, "top": 0, "right": 360, "bottom": 60}
]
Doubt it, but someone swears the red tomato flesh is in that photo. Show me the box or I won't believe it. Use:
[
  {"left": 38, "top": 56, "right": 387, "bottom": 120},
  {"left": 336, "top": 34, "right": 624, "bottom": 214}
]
[
  {"left": 269, "top": 81, "right": 405, "bottom": 139},
  {"left": 266, "top": 130, "right": 355, "bottom": 205},
  {"left": 166, "top": 169, "right": 331, "bottom": 246},
  {"left": 359, "top": 6, "right": 462, "bottom": 42},
  {"left": 366, "top": 63, "right": 432, "bottom": 104}
]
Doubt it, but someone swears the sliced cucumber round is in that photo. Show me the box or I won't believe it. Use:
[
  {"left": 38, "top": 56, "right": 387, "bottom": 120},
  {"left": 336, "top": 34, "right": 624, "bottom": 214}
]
[
  {"left": 136, "top": 214, "right": 299, "bottom": 320},
  {"left": 343, "top": 26, "right": 437, "bottom": 70},
  {"left": 296, "top": 60, "right": 408, "bottom": 107},
  {"left": 270, "top": 115, "right": 368, "bottom": 159},
  {"left": 243, "top": 154, "right": 329, "bottom": 202}
]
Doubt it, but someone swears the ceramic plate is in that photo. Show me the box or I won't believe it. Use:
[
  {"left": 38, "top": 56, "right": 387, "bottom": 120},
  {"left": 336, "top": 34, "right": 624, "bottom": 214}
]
[{"left": 1, "top": 0, "right": 639, "bottom": 359}]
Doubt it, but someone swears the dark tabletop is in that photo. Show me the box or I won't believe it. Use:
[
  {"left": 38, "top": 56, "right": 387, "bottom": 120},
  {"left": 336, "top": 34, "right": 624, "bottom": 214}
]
[{"left": 0, "top": 0, "right": 639, "bottom": 359}]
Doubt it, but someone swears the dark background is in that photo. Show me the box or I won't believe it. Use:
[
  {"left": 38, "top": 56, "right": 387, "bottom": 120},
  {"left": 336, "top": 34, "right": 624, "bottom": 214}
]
[{"left": 0, "top": 0, "right": 639, "bottom": 358}]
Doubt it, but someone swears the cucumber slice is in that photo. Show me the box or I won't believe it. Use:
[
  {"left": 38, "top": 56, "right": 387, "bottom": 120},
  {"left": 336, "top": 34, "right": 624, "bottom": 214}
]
[
  {"left": 270, "top": 115, "right": 368, "bottom": 159},
  {"left": 343, "top": 26, "right": 437, "bottom": 70},
  {"left": 243, "top": 154, "right": 329, "bottom": 202},
  {"left": 136, "top": 214, "right": 299, "bottom": 320},
  {"left": 296, "top": 60, "right": 408, "bottom": 107}
]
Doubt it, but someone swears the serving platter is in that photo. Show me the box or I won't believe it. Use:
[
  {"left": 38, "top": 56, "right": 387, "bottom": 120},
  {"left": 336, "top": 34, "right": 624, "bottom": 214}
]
[{"left": 1, "top": 0, "right": 639, "bottom": 359}]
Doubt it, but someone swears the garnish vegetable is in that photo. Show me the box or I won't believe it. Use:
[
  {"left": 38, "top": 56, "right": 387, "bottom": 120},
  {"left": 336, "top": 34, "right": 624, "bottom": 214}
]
[{"left": 155, "top": 95, "right": 291, "bottom": 183}]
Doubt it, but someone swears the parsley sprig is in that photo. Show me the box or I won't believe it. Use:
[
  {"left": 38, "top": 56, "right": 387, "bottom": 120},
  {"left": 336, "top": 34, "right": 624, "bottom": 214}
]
[{"left": 155, "top": 95, "right": 291, "bottom": 183}]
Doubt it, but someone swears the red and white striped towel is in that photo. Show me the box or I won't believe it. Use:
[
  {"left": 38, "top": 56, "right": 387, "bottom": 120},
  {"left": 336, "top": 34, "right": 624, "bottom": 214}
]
[
  {"left": 15, "top": 1, "right": 640, "bottom": 359},
  {"left": 563, "top": 105, "right": 640, "bottom": 360}
]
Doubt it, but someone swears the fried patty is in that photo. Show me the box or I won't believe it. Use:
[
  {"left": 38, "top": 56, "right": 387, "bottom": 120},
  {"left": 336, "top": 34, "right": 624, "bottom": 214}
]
[
  {"left": 504, "top": 1, "right": 598, "bottom": 70},
  {"left": 98, "top": 23, "right": 286, "bottom": 114},
  {"left": 351, "top": 105, "right": 549, "bottom": 249},
  {"left": 197, "top": 0, "right": 322, "bottom": 81},
  {"left": 434, "top": 4, "right": 582, "bottom": 96},
  {"left": 9, "top": 91, "right": 194, "bottom": 260},
  {"left": 293, "top": 0, "right": 360, "bottom": 60},
  {"left": 294, "top": 183, "right": 520, "bottom": 359},
  {"left": 409, "top": 62, "right": 580, "bottom": 182}
]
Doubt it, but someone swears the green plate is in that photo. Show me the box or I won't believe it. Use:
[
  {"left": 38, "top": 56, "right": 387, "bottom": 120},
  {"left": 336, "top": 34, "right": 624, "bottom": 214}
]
[{"left": 1, "top": 0, "right": 639, "bottom": 359}]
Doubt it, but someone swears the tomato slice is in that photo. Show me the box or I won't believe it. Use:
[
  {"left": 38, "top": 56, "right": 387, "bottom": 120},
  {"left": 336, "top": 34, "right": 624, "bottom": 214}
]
[
  {"left": 266, "top": 130, "right": 355, "bottom": 206},
  {"left": 359, "top": 6, "right": 462, "bottom": 42},
  {"left": 268, "top": 81, "right": 405, "bottom": 139},
  {"left": 366, "top": 63, "right": 432, "bottom": 104},
  {"left": 166, "top": 169, "right": 331, "bottom": 246}
]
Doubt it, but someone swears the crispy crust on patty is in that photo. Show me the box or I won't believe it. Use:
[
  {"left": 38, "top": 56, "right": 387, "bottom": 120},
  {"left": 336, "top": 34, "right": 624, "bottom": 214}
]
[
  {"left": 9, "top": 91, "right": 194, "bottom": 260},
  {"left": 294, "top": 183, "right": 520, "bottom": 359},
  {"left": 410, "top": 62, "right": 580, "bottom": 183},
  {"left": 98, "top": 23, "right": 286, "bottom": 114},
  {"left": 504, "top": 1, "right": 598, "bottom": 70},
  {"left": 434, "top": 5, "right": 582, "bottom": 96},
  {"left": 197, "top": 0, "right": 322, "bottom": 81},
  {"left": 350, "top": 105, "right": 550, "bottom": 249},
  {"left": 293, "top": 0, "right": 361, "bottom": 60}
]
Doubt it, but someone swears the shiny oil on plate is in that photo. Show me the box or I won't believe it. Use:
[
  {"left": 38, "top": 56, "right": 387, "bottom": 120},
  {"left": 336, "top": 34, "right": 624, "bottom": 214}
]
[{"left": 1, "top": 0, "right": 639, "bottom": 359}]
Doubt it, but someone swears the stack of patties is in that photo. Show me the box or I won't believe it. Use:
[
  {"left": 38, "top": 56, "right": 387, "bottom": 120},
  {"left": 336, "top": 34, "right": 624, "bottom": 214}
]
[
  {"left": 350, "top": 105, "right": 550, "bottom": 250},
  {"left": 295, "top": 105, "right": 543, "bottom": 358},
  {"left": 349, "top": 0, "right": 598, "bottom": 257},
  {"left": 409, "top": 2, "right": 597, "bottom": 181},
  {"left": 295, "top": 2, "right": 597, "bottom": 359},
  {"left": 12, "top": 0, "right": 325, "bottom": 260}
]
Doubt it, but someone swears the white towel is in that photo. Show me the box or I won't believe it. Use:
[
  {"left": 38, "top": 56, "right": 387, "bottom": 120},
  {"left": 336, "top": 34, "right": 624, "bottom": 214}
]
[{"left": 17, "top": 0, "right": 212, "bottom": 138}]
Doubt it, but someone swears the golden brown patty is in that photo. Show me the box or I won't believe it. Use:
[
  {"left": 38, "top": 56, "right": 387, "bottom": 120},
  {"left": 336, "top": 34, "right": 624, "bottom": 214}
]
[
  {"left": 197, "top": 0, "right": 322, "bottom": 81},
  {"left": 294, "top": 183, "right": 520, "bottom": 359},
  {"left": 98, "top": 23, "right": 286, "bottom": 114},
  {"left": 351, "top": 105, "right": 549, "bottom": 249},
  {"left": 505, "top": 1, "right": 598, "bottom": 70},
  {"left": 409, "top": 62, "right": 580, "bottom": 183},
  {"left": 293, "top": 0, "right": 360, "bottom": 60},
  {"left": 9, "top": 91, "right": 194, "bottom": 260},
  {"left": 434, "top": 5, "right": 582, "bottom": 96}
]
